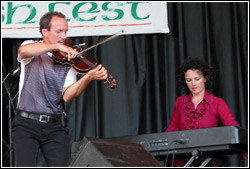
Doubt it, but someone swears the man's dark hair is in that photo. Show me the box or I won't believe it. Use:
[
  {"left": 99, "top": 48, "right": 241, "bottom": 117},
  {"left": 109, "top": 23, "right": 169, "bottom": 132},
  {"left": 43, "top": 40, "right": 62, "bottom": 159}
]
[
  {"left": 39, "top": 11, "right": 66, "bottom": 34},
  {"left": 177, "top": 57, "right": 215, "bottom": 95}
]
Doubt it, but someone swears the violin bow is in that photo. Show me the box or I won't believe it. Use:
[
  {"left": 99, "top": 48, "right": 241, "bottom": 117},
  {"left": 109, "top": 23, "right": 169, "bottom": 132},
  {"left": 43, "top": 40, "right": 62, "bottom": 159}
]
[{"left": 78, "top": 30, "right": 124, "bottom": 55}]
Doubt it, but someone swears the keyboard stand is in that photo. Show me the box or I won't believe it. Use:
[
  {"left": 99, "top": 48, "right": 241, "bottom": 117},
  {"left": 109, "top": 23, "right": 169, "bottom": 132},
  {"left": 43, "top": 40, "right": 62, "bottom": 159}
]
[
  {"left": 199, "top": 157, "right": 213, "bottom": 167},
  {"left": 184, "top": 150, "right": 200, "bottom": 167},
  {"left": 184, "top": 150, "right": 213, "bottom": 167}
]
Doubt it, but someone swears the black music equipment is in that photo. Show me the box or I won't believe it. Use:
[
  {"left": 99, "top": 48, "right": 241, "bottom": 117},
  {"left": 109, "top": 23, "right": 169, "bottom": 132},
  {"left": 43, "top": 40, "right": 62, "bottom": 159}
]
[
  {"left": 67, "top": 136, "right": 161, "bottom": 167},
  {"left": 111, "top": 126, "right": 248, "bottom": 157}
]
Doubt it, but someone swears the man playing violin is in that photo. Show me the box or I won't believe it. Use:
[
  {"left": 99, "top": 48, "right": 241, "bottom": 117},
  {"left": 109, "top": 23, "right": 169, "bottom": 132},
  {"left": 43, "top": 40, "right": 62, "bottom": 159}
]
[{"left": 12, "top": 11, "right": 108, "bottom": 167}]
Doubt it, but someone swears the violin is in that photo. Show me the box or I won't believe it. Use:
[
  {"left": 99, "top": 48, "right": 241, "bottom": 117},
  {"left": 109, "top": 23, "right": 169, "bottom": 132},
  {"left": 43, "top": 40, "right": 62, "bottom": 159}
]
[{"left": 52, "top": 39, "right": 117, "bottom": 89}]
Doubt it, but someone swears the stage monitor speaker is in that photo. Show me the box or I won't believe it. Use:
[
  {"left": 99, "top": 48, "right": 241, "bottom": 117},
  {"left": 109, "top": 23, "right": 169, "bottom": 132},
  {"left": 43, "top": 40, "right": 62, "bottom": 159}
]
[{"left": 67, "top": 136, "right": 161, "bottom": 167}]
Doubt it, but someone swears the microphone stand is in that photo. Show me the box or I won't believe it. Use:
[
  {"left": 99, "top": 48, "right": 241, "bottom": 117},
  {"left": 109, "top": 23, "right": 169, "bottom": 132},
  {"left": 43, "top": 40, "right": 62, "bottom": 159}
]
[{"left": 2, "top": 68, "right": 19, "bottom": 167}]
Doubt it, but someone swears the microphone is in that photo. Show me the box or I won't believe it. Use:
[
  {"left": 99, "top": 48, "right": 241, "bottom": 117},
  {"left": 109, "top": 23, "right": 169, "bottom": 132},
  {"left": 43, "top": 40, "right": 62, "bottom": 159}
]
[
  {"left": 2, "top": 67, "right": 20, "bottom": 84},
  {"left": 12, "top": 67, "right": 20, "bottom": 75}
]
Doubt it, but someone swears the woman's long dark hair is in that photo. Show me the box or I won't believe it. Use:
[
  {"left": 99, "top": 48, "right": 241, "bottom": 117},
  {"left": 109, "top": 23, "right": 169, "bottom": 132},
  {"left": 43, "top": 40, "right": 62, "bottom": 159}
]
[{"left": 178, "top": 57, "right": 215, "bottom": 95}]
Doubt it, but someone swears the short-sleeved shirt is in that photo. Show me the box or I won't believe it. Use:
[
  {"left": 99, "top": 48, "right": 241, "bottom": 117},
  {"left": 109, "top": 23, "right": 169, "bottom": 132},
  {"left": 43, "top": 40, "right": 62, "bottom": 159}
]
[{"left": 17, "top": 40, "right": 77, "bottom": 105}]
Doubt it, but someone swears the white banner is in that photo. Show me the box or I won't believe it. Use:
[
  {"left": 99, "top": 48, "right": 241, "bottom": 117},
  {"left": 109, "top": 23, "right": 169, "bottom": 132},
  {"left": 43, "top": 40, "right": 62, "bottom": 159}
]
[{"left": 1, "top": 1, "right": 169, "bottom": 38}]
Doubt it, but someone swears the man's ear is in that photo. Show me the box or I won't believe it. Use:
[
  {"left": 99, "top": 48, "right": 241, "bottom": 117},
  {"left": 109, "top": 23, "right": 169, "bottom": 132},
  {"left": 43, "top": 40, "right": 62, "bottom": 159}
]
[{"left": 41, "top": 29, "right": 48, "bottom": 37}]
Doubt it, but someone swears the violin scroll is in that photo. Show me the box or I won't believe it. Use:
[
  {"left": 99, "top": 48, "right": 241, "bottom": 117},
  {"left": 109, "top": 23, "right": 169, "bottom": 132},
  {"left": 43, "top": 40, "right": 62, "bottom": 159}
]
[{"left": 105, "top": 75, "right": 117, "bottom": 89}]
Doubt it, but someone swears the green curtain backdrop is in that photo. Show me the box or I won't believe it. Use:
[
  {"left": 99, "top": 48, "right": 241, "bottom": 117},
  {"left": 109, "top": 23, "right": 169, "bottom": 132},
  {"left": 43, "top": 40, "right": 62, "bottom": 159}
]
[{"left": 2, "top": 2, "right": 248, "bottom": 167}]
